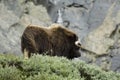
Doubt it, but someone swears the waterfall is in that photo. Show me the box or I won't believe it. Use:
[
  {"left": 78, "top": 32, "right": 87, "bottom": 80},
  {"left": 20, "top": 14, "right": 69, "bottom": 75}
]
[{"left": 56, "top": 9, "right": 63, "bottom": 25}]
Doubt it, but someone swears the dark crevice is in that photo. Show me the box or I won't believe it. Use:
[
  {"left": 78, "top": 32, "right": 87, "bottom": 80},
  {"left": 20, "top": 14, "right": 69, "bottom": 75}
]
[
  {"left": 63, "top": 20, "right": 70, "bottom": 28},
  {"left": 109, "top": 23, "right": 120, "bottom": 39},
  {"left": 114, "top": 66, "right": 120, "bottom": 72},
  {"left": 24, "top": 7, "right": 29, "bottom": 14},
  {"left": 67, "top": 3, "right": 88, "bottom": 9},
  {"left": 96, "top": 53, "right": 109, "bottom": 58},
  {"left": 92, "top": 0, "right": 96, "bottom": 3},
  {"left": 108, "top": 23, "right": 120, "bottom": 56},
  {"left": 8, "top": 23, "right": 20, "bottom": 30}
]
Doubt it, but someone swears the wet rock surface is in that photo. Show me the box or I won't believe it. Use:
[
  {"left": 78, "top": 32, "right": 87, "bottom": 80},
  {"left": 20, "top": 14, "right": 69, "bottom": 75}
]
[{"left": 0, "top": 0, "right": 120, "bottom": 72}]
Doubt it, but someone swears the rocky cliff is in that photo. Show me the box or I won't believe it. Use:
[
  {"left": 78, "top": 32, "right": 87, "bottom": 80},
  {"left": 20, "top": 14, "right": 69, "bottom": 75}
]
[{"left": 0, "top": 0, "right": 120, "bottom": 72}]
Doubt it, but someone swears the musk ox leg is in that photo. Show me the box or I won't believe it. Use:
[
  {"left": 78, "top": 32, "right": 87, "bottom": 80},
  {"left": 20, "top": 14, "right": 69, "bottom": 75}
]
[{"left": 24, "top": 48, "right": 29, "bottom": 59}]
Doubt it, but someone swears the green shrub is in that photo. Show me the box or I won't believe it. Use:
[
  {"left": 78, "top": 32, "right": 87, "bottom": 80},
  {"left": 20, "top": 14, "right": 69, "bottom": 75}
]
[
  {"left": 0, "top": 54, "right": 120, "bottom": 80},
  {"left": 72, "top": 60, "right": 120, "bottom": 80},
  {"left": 0, "top": 66, "right": 22, "bottom": 80}
]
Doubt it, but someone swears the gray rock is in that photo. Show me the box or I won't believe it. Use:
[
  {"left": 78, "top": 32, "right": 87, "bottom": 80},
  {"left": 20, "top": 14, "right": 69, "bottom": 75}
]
[
  {"left": 24, "top": 2, "right": 52, "bottom": 25},
  {"left": 62, "top": 7, "right": 89, "bottom": 39},
  {"left": 1, "top": 0, "right": 23, "bottom": 17},
  {"left": 110, "top": 54, "right": 120, "bottom": 72},
  {"left": 0, "top": 3, "right": 20, "bottom": 55},
  {"left": 0, "top": 3, "right": 19, "bottom": 27},
  {"left": 83, "top": 2, "right": 119, "bottom": 55},
  {"left": 0, "top": 1, "right": 52, "bottom": 55},
  {"left": 20, "top": 14, "right": 49, "bottom": 27}
]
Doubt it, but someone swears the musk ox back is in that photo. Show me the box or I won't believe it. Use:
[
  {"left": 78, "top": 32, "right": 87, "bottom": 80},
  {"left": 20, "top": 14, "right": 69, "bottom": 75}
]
[{"left": 21, "top": 24, "right": 81, "bottom": 59}]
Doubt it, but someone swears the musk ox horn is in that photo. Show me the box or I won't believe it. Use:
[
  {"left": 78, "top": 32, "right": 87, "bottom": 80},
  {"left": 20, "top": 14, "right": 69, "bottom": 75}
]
[
  {"left": 75, "top": 40, "right": 97, "bottom": 55},
  {"left": 75, "top": 40, "right": 81, "bottom": 47}
]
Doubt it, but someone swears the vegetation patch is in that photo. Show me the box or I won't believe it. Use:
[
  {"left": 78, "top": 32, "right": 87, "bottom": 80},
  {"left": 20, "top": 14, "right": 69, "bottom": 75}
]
[{"left": 0, "top": 54, "right": 120, "bottom": 80}]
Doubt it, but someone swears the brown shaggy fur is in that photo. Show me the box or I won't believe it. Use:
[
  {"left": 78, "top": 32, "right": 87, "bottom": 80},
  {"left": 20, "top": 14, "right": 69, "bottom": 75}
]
[{"left": 21, "top": 24, "right": 81, "bottom": 59}]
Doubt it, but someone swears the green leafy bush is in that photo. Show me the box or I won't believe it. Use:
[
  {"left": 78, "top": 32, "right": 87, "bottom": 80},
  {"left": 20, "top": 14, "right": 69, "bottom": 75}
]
[{"left": 0, "top": 54, "right": 120, "bottom": 80}]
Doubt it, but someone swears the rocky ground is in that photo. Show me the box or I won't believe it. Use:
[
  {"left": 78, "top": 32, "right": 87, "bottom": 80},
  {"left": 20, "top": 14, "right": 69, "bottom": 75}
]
[{"left": 0, "top": 0, "right": 120, "bottom": 72}]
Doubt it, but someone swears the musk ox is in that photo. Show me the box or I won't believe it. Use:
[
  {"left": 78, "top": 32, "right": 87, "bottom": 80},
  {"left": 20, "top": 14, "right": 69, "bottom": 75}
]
[{"left": 21, "top": 24, "right": 81, "bottom": 59}]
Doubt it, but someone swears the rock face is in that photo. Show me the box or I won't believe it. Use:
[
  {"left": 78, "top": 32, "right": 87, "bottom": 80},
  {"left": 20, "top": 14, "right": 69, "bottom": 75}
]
[
  {"left": 0, "top": 0, "right": 120, "bottom": 72},
  {"left": 84, "top": 3, "right": 116, "bottom": 55},
  {"left": 0, "top": 0, "right": 52, "bottom": 55}
]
